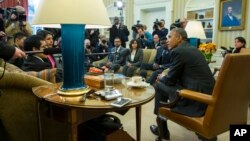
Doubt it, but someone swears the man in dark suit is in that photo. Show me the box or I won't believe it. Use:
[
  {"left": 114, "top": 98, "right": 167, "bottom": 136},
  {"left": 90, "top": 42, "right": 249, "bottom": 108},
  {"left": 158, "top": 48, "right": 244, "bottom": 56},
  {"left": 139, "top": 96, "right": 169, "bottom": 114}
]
[
  {"left": 140, "top": 37, "right": 171, "bottom": 85},
  {"left": 100, "top": 37, "right": 129, "bottom": 72},
  {"left": 150, "top": 28, "right": 215, "bottom": 141},
  {"left": 109, "top": 17, "right": 130, "bottom": 47},
  {"left": 222, "top": 6, "right": 240, "bottom": 26},
  {"left": 148, "top": 34, "right": 161, "bottom": 49}
]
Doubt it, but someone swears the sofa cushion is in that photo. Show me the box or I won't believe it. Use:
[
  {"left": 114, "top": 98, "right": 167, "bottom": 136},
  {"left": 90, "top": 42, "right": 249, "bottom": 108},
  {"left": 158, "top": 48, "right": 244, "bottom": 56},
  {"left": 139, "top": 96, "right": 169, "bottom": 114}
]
[
  {"left": 140, "top": 49, "right": 156, "bottom": 64},
  {"left": 147, "top": 49, "right": 157, "bottom": 64}
]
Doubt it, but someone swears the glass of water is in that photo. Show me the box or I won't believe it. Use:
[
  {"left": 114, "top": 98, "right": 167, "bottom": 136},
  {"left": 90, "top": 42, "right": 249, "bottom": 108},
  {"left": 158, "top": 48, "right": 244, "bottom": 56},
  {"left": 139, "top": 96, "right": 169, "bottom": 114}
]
[{"left": 104, "top": 69, "right": 114, "bottom": 93}]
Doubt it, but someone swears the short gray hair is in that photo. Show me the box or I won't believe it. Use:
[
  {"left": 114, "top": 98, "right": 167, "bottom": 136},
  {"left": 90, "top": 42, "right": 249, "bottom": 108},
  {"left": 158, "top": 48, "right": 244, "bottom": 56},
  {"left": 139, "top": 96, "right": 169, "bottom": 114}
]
[{"left": 171, "top": 28, "right": 188, "bottom": 41}]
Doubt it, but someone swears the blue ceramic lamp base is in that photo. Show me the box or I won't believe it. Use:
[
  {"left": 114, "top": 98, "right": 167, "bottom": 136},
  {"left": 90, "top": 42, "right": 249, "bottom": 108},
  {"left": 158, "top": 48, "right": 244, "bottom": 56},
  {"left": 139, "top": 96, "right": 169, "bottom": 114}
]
[{"left": 57, "top": 24, "right": 88, "bottom": 96}]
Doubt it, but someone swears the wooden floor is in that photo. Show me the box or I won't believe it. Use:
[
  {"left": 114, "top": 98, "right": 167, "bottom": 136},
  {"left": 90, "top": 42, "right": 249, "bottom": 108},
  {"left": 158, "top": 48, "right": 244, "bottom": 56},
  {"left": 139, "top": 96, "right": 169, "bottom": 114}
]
[{"left": 113, "top": 99, "right": 250, "bottom": 141}]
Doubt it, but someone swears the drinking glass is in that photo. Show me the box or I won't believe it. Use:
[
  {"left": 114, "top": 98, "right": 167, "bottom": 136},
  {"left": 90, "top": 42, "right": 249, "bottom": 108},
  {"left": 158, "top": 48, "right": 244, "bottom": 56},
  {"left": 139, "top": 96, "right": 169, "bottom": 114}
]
[{"left": 104, "top": 70, "right": 114, "bottom": 93}]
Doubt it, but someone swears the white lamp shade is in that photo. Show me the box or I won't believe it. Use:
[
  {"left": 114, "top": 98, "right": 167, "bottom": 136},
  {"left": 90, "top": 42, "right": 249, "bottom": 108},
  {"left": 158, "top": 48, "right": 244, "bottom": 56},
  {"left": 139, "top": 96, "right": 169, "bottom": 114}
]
[
  {"left": 32, "top": 0, "right": 111, "bottom": 28},
  {"left": 185, "top": 21, "right": 206, "bottom": 39}
]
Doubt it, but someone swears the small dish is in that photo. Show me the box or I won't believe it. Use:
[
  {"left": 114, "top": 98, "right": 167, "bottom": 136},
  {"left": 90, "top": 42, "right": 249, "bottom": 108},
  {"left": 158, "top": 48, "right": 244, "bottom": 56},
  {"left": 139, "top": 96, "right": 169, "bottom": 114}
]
[{"left": 127, "top": 81, "right": 150, "bottom": 88}]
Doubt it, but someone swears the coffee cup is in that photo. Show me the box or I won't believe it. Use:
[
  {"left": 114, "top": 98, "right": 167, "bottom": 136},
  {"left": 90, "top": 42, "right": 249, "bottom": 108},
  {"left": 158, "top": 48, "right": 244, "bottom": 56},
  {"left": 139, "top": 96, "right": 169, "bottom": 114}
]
[{"left": 131, "top": 76, "right": 145, "bottom": 85}]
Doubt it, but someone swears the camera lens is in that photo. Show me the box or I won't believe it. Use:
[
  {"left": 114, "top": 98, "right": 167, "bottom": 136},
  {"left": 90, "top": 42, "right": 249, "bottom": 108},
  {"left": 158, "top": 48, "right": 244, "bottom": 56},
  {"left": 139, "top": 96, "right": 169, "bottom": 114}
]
[{"left": 102, "top": 40, "right": 107, "bottom": 43}]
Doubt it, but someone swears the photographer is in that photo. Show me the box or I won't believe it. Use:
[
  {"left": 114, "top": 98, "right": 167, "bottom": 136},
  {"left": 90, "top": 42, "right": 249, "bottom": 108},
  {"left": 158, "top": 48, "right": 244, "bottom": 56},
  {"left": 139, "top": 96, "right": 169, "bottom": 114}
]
[
  {"left": 131, "top": 20, "right": 143, "bottom": 39},
  {"left": 96, "top": 35, "right": 112, "bottom": 60},
  {"left": 170, "top": 18, "right": 188, "bottom": 30},
  {"left": 4, "top": 6, "right": 32, "bottom": 46},
  {"left": 136, "top": 26, "right": 153, "bottom": 48},
  {"left": 85, "top": 28, "right": 100, "bottom": 48},
  {"left": 85, "top": 39, "right": 98, "bottom": 64},
  {"left": 152, "top": 19, "right": 169, "bottom": 39}
]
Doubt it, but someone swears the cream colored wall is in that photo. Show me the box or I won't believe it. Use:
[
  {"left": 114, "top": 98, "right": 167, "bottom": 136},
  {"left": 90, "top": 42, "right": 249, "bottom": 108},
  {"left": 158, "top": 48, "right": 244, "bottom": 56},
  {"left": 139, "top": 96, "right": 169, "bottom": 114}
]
[
  {"left": 213, "top": 0, "right": 250, "bottom": 48},
  {"left": 171, "top": 0, "right": 189, "bottom": 22},
  {"left": 134, "top": 0, "right": 171, "bottom": 34},
  {"left": 181, "top": 0, "right": 249, "bottom": 47}
]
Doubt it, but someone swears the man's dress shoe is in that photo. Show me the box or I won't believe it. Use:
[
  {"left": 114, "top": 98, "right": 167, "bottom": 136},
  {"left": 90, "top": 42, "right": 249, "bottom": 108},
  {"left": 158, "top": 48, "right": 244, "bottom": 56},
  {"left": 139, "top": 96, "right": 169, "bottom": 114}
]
[
  {"left": 150, "top": 125, "right": 170, "bottom": 140},
  {"left": 150, "top": 125, "right": 159, "bottom": 136}
]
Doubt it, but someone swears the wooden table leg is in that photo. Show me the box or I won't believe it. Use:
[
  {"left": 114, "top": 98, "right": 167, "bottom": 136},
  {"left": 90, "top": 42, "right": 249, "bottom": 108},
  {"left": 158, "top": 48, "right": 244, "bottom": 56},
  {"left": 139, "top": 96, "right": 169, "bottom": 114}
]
[
  {"left": 68, "top": 109, "right": 78, "bottom": 141},
  {"left": 136, "top": 106, "right": 141, "bottom": 141}
]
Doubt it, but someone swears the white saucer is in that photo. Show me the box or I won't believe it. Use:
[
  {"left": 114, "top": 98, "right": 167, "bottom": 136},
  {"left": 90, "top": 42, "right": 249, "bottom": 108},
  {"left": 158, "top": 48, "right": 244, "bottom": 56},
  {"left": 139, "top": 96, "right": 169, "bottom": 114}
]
[{"left": 127, "top": 81, "right": 150, "bottom": 88}]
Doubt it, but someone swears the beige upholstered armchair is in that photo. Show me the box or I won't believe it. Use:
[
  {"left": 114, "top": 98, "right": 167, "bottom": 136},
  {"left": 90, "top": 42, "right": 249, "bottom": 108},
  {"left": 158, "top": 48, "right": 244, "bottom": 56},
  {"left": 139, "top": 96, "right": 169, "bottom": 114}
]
[
  {"left": 0, "top": 62, "right": 70, "bottom": 141},
  {"left": 158, "top": 53, "right": 250, "bottom": 141},
  {"left": 213, "top": 48, "right": 250, "bottom": 76}
]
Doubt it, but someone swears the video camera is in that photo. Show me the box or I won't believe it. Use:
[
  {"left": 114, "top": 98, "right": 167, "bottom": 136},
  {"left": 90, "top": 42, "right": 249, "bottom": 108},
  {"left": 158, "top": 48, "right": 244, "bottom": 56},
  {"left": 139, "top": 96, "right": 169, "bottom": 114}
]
[
  {"left": 154, "top": 19, "right": 163, "bottom": 26},
  {"left": 101, "top": 39, "right": 107, "bottom": 44},
  {"left": 131, "top": 20, "right": 143, "bottom": 33},
  {"left": 153, "top": 19, "right": 161, "bottom": 31},
  {"left": 0, "top": 7, "right": 26, "bottom": 22},
  {"left": 170, "top": 19, "right": 182, "bottom": 30}
]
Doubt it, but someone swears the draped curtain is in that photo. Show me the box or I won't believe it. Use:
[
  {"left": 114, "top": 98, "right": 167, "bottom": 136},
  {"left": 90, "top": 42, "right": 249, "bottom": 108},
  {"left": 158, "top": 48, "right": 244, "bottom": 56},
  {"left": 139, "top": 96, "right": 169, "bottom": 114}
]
[{"left": 0, "top": 0, "right": 28, "bottom": 16}]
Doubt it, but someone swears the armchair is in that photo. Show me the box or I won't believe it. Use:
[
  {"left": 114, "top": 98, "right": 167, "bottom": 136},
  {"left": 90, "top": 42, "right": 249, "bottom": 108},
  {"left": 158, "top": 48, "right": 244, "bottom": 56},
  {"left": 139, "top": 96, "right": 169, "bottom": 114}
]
[
  {"left": 213, "top": 48, "right": 250, "bottom": 76},
  {"left": 0, "top": 70, "right": 70, "bottom": 141},
  {"left": 158, "top": 53, "right": 250, "bottom": 140}
]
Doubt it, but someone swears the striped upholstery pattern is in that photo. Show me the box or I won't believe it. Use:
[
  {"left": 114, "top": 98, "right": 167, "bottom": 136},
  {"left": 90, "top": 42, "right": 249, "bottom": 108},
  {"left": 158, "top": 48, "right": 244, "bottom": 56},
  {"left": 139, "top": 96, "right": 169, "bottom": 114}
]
[
  {"left": 3, "top": 62, "right": 56, "bottom": 83},
  {"left": 26, "top": 68, "right": 57, "bottom": 83}
]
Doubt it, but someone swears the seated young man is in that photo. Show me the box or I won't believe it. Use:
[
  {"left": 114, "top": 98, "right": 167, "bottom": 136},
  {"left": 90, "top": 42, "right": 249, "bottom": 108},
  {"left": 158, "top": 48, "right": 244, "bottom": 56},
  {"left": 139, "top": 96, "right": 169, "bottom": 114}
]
[
  {"left": 22, "top": 35, "right": 51, "bottom": 71},
  {"left": 8, "top": 32, "right": 27, "bottom": 68},
  {"left": 100, "top": 37, "right": 129, "bottom": 72},
  {"left": 140, "top": 37, "right": 171, "bottom": 85}
]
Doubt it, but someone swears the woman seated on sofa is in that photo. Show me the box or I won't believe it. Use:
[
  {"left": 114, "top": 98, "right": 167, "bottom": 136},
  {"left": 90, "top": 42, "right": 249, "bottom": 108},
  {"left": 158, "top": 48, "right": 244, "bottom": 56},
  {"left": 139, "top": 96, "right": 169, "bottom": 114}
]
[
  {"left": 122, "top": 39, "right": 143, "bottom": 77},
  {"left": 37, "top": 30, "right": 57, "bottom": 68}
]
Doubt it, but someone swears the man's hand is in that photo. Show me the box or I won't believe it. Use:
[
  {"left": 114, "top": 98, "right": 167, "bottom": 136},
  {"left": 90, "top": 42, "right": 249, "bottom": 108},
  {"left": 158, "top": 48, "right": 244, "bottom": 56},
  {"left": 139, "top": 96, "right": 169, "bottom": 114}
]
[
  {"left": 106, "top": 62, "right": 112, "bottom": 67},
  {"left": 156, "top": 73, "right": 162, "bottom": 83},
  {"left": 21, "top": 21, "right": 26, "bottom": 26},
  {"left": 153, "top": 63, "right": 159, "bottom": 69},
  {"left": 0, "top": 31, "right": 6, "bottom": 37},
  {"left": 12, "top": 47, "right": 26, "bottom": 59},
  {"left": 127, "top": 62, "right": 131, "bottom": 67}
]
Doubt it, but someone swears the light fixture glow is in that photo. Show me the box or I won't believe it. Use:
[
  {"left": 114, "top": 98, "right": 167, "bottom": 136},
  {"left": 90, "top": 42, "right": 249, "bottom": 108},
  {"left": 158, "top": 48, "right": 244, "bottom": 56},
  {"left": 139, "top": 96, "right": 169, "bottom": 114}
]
[
  {"left": 185, "top": 20, "right": 206, "bottom": 39},
  {"left": 116, "top": 1, "right": 123, "bottom": 8}
]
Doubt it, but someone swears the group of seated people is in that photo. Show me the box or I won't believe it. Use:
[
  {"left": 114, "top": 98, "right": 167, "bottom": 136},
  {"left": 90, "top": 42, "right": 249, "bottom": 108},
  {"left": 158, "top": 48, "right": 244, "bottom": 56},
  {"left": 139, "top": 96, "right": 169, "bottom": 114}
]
[{"left": 93, "top": 36, "right": 172, "bottom": 85}]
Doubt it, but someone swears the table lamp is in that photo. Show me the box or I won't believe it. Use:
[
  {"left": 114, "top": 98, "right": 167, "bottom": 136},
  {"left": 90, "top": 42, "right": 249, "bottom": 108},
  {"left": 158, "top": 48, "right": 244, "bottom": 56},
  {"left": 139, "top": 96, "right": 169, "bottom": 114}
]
[
  {"left": 32, "top": 0, "right": 111, "bottom": 96},
  {"left": 185, "top": 20, "right": 206, "bottom": 48}
]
